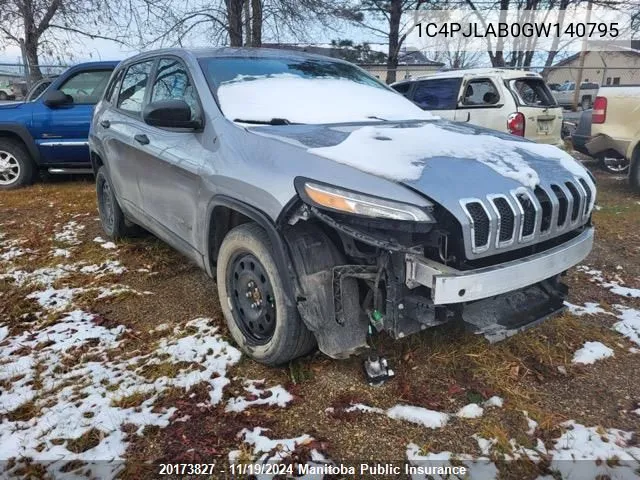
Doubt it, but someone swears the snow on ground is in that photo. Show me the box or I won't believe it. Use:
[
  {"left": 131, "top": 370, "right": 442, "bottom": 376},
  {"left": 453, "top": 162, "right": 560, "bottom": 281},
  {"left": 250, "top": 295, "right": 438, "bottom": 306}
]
[
  {"left": 228, "top": 427, "right": 331, "bottom": 480},
  {"left": 54, "top": 221, "right": 85, "bottom": 245},
  {"left": 225, "top": 379, "right": 293, "bottom": 413},
  {"left": 456, "top": 403, "right": 484, "bottom": 419},
  {"left": 406, "top": 443, "right": 498, "bottom": 480},
  {"left": 577, "top": 266, "right": 640, "bottom": 299},
  {"left": 483, "top": 396, "right": 504, "bottom": 408},
  {"left": 386, "top": 405, "right": 450, "bottom": 429},
  {"left": 613, "top": 305, "right": 640, "bottom": 346},
  {"left": 564, "top": 301, "right": 609, "bottom": 316},
  {"left": 572, "top": 341, "right": 615, "bottom": 365},
  {"left": 523, "top": 411, "right": 538, "bottom": 436},
  {"left": 0, "top": 315, "right": 241, "bottom": 478}
]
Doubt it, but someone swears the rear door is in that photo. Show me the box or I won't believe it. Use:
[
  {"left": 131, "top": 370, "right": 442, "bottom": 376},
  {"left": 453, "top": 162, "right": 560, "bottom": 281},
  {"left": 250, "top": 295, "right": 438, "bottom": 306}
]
[
  {"left": 508, "top": 77, "right": 563, "bottom": 145},
  {"left": 454, "top": 77, "right": 506, "bottom": 131},
  {"left": 409, "top": 77, "right": 462, "bottom": 121},
  {"left": 32, "top": 68, "right": 113, "bottom": 165}
]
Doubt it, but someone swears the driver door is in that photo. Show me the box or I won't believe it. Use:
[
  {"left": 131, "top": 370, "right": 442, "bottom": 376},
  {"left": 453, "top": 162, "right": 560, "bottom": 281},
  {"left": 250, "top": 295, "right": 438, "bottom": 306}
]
[{"left": 32, "top": 68, "right": 113, "bottom": 165}]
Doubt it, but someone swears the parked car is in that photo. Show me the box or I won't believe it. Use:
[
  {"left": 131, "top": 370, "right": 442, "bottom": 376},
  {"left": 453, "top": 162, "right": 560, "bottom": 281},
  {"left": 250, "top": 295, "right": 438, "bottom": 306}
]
[
  {"left": 0, "top": 61, "right": 118, "bottom": 189},
  {"left": 552, "top": 81, "right": 599, "bottom": 109},
  {"left": 391, "top": 69, "right": 563, "bottom": 146},
  {"left": 572, "top": 108, "right": 629, "bottom": 174},
  {"left": 0, "top": 84, "right": 16, "bottom": 101},
  {"left": 90, "top": 48, "right": 596, "bottom": 366},
  {"left": 587, "top": 86, "right": 640, "bottom": 189}
]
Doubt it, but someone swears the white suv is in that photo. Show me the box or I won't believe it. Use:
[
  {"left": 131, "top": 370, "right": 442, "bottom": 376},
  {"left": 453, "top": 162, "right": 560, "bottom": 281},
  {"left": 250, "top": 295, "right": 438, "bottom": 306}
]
[{"left": 392, "top": 68, "right": 563, "bottom": 146}]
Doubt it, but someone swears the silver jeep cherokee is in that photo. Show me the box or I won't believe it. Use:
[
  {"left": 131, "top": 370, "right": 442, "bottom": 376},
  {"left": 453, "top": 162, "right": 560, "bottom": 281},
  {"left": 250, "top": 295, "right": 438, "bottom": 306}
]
[{"left": 89, "top": 48, "right": 596, "bottom": 366}]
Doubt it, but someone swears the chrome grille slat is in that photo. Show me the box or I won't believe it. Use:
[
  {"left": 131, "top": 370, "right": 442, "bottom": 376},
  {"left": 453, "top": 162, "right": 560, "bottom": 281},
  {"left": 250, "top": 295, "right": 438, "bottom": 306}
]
[{"left": 462, "top": 178, "right": 594, "bottom": 258}]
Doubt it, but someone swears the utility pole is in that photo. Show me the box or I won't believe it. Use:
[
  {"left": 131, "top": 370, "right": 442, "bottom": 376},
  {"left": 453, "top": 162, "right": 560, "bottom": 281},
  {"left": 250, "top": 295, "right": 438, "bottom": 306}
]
[{"left": 572, "top": 0, "right": 593, "bottom": 111}]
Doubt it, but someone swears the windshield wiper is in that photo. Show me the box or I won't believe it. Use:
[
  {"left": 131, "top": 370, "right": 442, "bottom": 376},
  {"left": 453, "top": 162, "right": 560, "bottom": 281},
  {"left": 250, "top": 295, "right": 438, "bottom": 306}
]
[{"left": 234, "top": 117, "right": 295, "bottom": 125}]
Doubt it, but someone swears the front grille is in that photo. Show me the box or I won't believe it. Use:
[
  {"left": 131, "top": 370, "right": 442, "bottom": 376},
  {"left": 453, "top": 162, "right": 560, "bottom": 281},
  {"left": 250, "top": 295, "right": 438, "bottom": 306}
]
[
  {"left": 493, "top": 197, "right": 514, "bottom": 242},
  {"left": 534, "top": 187, "right": 552, "bottom": 233},
  {"left": 462, "top": 178, "right": 592, "bottom": 256},
  {"left": 465, "top": 202, "right": 490, "bottom": 248},
  {"left": 516, "top": 193, "right": 536, "bottom": 237}
]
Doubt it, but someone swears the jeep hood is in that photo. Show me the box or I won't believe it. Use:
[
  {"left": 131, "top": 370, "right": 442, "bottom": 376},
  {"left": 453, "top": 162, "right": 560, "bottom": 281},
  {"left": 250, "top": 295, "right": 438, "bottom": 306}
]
[{"left": 248, "top": 119, "right": 595, "bottom": 208}]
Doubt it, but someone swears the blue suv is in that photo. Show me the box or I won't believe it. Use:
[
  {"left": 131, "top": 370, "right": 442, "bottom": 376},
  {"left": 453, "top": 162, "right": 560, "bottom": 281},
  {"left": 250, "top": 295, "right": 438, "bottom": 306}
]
[{"left": 0, "top": 61, "right": 118, "bottom": 189}]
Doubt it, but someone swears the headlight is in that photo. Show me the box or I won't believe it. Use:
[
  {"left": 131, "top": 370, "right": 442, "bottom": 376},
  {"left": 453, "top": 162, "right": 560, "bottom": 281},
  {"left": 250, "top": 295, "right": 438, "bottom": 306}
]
[{"left": 297, "top": 180, "right": 434, "bottom": 222}]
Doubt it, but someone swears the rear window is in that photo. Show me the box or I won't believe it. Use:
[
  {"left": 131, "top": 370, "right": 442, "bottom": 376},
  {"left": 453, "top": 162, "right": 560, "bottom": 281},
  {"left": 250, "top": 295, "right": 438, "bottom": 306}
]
[
  {"left": 509, "top": 78, "right": 556, "bottom": 107},
  {"left": 392, "top": 82, "right": 411, "bottom": 95},
  {"left": 412, "top": 78, "right": 462, "bottom": 110}
]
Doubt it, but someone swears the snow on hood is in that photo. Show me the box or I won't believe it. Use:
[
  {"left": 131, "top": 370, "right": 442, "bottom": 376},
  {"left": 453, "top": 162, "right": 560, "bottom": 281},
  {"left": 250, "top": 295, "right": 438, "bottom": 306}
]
[
  {"left": 308, "top": 122, "right": 586, "bottom": 190},
  {"left": 217, "top": 74, "right": 434, "bottom": 124}
]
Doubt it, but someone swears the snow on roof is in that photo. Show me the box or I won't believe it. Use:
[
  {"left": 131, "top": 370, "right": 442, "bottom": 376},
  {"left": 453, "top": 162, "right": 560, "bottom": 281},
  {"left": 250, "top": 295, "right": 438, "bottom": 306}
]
[
  {"left": 395, "top": 67, "right": 542, "bottom": 84},
  {"left": 217, "top": 74, "right": 434, "bottom": 125}
]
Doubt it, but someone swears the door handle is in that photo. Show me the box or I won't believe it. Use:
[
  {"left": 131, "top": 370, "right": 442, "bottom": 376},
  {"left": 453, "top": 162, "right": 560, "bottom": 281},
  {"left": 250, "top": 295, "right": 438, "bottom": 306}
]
[
  {"left": 100, "top": 120, "right": 110, "bottom": 128},
  {"left": 134, "top": 134, "right": 149, "bottom": 145}
]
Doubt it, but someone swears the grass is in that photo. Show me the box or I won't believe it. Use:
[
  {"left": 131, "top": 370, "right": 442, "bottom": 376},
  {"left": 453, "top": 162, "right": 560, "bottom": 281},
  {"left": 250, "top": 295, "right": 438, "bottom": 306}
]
[{"left": 111, "top": 390, "right": 154, "bottom": 409}]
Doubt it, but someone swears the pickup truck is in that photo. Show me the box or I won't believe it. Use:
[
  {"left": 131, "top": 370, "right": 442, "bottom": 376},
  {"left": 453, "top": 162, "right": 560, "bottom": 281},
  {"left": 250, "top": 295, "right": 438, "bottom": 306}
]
[
  {"left": 0, "top": 84, "right": 17, "bottom": 101},
  {"left": 0, "top": 61, "right": 118, "bottom": 189},
  {"left": 587, "top": 86, "right": 640, "bottom": 190},
  {"left": 552, "top": 81, "right": 599, "bottom": 109}
]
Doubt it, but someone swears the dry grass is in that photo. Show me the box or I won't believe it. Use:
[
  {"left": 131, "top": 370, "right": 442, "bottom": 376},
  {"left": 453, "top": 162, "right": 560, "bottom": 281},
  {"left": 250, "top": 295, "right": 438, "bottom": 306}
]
[{"left": 111, "top": 391, "right": 154, "bottom": 409}]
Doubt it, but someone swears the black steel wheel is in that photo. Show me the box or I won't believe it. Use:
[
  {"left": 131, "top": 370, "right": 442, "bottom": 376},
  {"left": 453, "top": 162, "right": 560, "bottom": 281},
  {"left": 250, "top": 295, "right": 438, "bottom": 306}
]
[{"left": 227, "top": 252, "right": 277, "bottom": 344}]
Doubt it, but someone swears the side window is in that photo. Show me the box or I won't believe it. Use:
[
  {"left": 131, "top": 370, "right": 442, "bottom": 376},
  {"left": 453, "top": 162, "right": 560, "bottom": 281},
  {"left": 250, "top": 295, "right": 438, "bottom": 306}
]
[
  {"left": 461, "top": 79, "right": 500, "bottom": 106},
  {"left": 412, "top": 78, "right": 462, "bottom": 110},
  {"left": 104, "top": 69, "right": 124, "bottom": 104},
  {"left": 117, "top": 60, "right": 154, "bottom": 115},
  {"left": 392, "top": 83, "right": 411, "bottom": 96},
  {"left": 150, "top": 58, "right": 199, "bottom": 119},
  {"left": 58, "top": 70, "right": 113, "bottom": 104}
]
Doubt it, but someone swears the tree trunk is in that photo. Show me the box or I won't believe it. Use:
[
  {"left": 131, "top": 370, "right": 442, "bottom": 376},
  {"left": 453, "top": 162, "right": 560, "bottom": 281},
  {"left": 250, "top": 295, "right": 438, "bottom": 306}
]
[
  {"left": 243, "top": 0, "right": 251, "bottom": 46},
  {"left": 251, "top": 0, "right": 262, "bottom": 47},
  {"left": 24, "top": 36, "right": 42, "bottom": 82},
  {"left": 225, "top": 0, "right": 243, "bottom": 47},
  {"left": 385, "top": 0, "right": 402, "bottom": 84}
]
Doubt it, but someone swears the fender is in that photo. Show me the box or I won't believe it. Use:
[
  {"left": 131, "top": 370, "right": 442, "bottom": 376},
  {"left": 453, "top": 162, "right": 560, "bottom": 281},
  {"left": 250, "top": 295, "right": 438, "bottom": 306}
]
[
  {"left": 0, "top": 124, "right": 41, "bottom": 164},
  {"left": 205, "top": 195, "right": 297, "bottom": 306}
]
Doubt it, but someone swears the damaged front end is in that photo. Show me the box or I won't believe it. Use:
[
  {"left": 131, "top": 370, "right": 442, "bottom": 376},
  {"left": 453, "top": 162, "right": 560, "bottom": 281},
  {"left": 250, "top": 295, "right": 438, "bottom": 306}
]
[{"left": 281, "top": 178, "right": 594, "bottom": 359}]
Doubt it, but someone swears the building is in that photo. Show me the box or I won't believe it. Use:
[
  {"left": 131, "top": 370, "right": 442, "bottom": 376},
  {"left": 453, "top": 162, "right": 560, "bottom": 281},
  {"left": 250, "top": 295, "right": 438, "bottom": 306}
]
[{"left": 546, "top": 41, "right": 640, "bottom": 86}]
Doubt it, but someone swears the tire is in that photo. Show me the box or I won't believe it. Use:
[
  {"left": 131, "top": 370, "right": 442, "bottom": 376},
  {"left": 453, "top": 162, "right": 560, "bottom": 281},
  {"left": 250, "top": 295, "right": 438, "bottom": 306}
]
[
  {"left": 630, "top": 150, "right": 640, "bottom": 192},
  {"left": 96, "top": 166, "right": 138, "bottom": 240},
  {"left": 0, "top": 138, "right": 34, "bottom": 190},
  {"left": 599, "top": 155, "right": 630, "bottom": 175},
  {"left": 581, "top": 97, "right": 592, "bottom": 110},
  {"left": 216, "top": 223, "right": 316, "bottom": 365},
  {"left": 0, "top": 92, "right": 7, "bottom": 101}
]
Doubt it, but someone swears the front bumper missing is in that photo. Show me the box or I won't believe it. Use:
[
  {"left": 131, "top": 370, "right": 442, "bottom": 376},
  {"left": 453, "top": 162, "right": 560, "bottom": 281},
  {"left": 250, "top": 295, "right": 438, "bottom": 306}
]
[{"left": 405, "top": 227, "right": 594, "bottom": 305}]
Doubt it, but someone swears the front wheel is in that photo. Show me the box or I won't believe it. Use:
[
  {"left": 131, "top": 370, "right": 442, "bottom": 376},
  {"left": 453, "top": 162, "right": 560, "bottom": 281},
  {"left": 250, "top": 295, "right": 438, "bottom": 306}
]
[
  {"left": 216, "top": 223, "right": 316, "bottom": 365},
  {"left": 599, "top": 155, "right": 630, "bottom": 175},
  {"left": 0, "top": 138, "right": 34, "bottom": 190}
]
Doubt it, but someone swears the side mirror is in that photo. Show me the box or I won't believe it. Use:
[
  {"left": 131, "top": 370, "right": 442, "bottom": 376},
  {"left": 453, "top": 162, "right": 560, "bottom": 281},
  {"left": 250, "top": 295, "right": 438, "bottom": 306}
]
[
  {"left": 143, "top": 100, "right": 202, "bottom": 129},
  {"left": 43, "top": 90, "right": 73, "bottom": 107}
]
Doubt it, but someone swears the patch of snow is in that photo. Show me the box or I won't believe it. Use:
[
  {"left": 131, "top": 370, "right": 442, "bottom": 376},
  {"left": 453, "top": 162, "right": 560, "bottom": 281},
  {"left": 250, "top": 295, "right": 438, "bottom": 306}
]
[
  {"left": 572, "top": 341, "right": 614, "bottom": 365},
  {"left": 483, "top": 396, "right": 504, "bottom": 408},
  {"left": 229, "top": 427, "right": 331, "bottom": 479},
  {"left": 613, "top": 305, "right": 640, "bottom": 346},
  {"left": 564, "top": 301, "right": 609, "bottom": 316},
  {"left": 93, "top": 236, "right": 106, "bottom": 243},
  {"left": 308, "top": 123, "right": 591, "bottom": 191},
  {"left": 0, "top": 247, "right": 27, "bottom": 261},
  {"left": 577, "top": 266, "right": 640, "bottom": 299},
  {"left": 344, "top": 403, "right": 385, "bottom": 414},
  {"left": 101, "top": 241, "right": 117, "bottom": 250},
  {"left": 523, "top": 411, "right": 538, "bottom": 436},
  {"left": 52, "top": 248, "right": 71, "bottom": 258},
  {"left": 54, "top": 221, "right": 85, "bottom": 245},
  {"left": 406, "top": 443, "right": 498, "bottom": 480},
  {"left": 218, "top": 74, "right": 434, "bottom": 125},
  {"left": 456, "top": 403, "right": 484, "bottom": 419},
  {"left": 386, "top": 404, "right": 449, "bottom": 429},
  {"left": 225, "top": 379, "right": 293, "bottom": 413},
  {"left": 27, "top": 287, "right": 85, "bottom": 312},
  {"left": 546, "top": 421, "right": 640, "bottom": 479}
]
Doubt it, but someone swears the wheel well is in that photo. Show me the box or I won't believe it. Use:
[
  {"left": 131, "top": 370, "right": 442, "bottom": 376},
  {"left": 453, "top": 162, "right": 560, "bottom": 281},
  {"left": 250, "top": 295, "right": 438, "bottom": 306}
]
[
  {"left": 90, "top": 152, "right": 104, "bottom": 175},
  {"left": 208, "top": 205, "right": 253, "bottom": 263},
  {"left": 0, "top": 132, "right": 29, "bottom": 152}
]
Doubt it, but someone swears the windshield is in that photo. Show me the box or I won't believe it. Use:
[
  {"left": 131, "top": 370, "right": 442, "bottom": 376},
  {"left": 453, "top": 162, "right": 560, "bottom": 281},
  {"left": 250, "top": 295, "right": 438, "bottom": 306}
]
[{"left": 198, "top": 56, "right": 434, "bottom": 124}]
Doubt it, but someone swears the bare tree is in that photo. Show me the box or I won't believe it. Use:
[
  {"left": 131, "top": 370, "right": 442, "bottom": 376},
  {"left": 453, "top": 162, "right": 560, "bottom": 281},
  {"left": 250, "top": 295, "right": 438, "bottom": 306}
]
[
  {"left": 0, "top": 0, "right": 124, "bottom": 82},
  {"left": 340, "top": 0, "right": 430, "bottom": 83}
]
